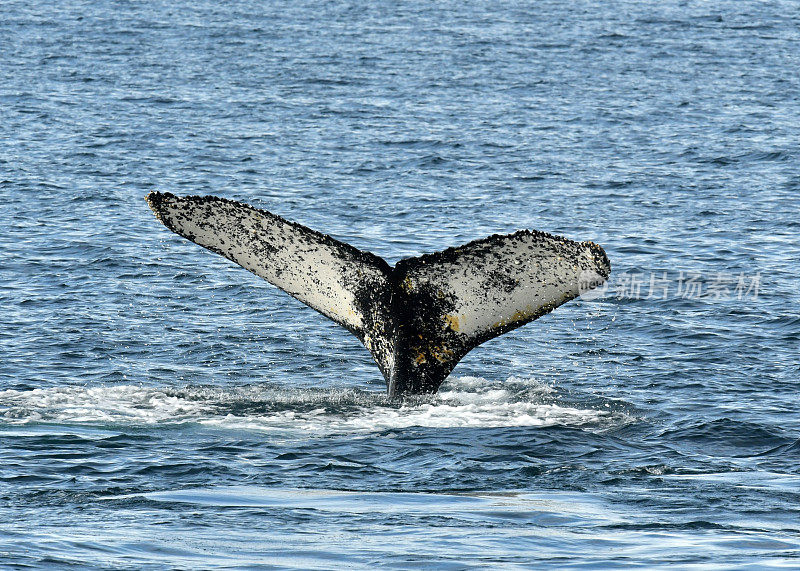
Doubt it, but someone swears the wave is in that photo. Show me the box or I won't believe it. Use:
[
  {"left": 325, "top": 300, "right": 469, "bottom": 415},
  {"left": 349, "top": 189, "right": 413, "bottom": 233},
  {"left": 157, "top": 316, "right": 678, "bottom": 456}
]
[{"left": 0, "top": 377, "right": 625, "bottom": 435}]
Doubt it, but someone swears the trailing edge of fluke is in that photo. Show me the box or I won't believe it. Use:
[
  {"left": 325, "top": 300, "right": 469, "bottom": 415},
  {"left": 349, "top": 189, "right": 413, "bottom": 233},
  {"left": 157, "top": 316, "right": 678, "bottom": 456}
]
[{"left": 146, "top": 192, "right": 611, "bottom": 396}]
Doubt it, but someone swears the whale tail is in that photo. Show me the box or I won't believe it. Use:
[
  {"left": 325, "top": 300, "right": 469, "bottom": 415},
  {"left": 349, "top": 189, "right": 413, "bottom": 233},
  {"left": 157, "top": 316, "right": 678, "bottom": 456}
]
[{"left": 146, "top": 192, "right": 610, "bottom": 396}]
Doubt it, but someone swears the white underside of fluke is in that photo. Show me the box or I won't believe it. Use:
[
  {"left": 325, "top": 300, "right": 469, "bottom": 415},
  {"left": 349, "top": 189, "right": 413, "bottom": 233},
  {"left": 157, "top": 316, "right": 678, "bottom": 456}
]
[
  {"left": 398, "top": 231, "right": 609, "bottom": 339},
  {"left": 147, "top": 193, "right": 390, "bottom": 333}
]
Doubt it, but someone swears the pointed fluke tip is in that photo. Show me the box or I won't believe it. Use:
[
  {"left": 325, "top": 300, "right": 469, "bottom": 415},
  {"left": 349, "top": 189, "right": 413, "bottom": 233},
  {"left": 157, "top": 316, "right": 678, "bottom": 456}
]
[
  {"left": 145, "top": 191, "right": 176, "bottom": 223},
  {"left": 145, "top": 191, "right": 160, "bottom": 213},
  {"left": 145, "top": 190, "right": 166, "bottom": 211},
  {"left": 585, "top": 240, "right": 611, "bottom": 279}
]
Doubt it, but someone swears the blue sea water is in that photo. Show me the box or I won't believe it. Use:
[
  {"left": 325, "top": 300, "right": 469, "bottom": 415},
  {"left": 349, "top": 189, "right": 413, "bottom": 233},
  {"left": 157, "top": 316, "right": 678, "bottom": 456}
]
[{"left": 1, "top": 0, "right": 799, "bottom": 567}]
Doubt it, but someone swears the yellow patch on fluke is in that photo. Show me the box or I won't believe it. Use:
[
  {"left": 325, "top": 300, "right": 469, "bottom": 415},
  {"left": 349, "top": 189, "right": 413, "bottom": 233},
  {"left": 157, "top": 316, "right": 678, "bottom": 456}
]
[
  {"left": 430, "top": 346, "right": 454, "bottom": 363},
  {"left": 492, "top": 306, "right": 534, "bottom": 330},
  {"left": 413, "top": 345, "right": 454, "bottom": 365},
  {"left": 444, "top": 314, "right": 460, "bottom": 332}
]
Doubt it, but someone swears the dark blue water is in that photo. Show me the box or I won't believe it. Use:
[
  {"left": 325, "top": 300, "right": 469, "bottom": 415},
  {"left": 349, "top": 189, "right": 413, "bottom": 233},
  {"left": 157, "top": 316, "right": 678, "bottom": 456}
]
[{"left": 2, "top": 0, "right": 799, "bottom": 567}]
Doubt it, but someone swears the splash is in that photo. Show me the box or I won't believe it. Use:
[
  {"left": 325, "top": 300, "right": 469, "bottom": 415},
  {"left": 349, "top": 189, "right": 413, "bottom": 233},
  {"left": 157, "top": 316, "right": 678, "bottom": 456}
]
[{"left": 0, "top": 377, "right": 623, "bottom": 435}]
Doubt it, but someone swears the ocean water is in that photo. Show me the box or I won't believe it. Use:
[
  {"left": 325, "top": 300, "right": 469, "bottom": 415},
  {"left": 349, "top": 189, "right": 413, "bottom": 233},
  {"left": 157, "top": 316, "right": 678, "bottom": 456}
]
[{"left": 2, "top": 0, "right": 799, "bottom": 567}]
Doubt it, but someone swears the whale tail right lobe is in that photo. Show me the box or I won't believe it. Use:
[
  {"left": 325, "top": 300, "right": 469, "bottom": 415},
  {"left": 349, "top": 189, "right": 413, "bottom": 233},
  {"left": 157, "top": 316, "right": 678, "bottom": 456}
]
[
  {"left": 146, "top": 192, "right": 610, "bottom": 396},
  {"left": 387, "top": 230, "right": 610, "bottom": 395}
]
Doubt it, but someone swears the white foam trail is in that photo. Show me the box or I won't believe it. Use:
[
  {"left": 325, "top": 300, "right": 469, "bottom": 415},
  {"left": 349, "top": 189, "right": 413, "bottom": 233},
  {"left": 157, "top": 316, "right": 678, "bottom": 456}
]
[
  {"left": 0, "top": 377, "right": 624, "bottom": 435},
  {"left": 0, "top": 385, "right": 209, "bottom": 424}
]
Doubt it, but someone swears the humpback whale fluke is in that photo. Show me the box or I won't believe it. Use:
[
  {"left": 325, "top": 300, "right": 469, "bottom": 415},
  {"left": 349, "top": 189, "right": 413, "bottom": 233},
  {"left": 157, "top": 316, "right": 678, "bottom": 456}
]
[{"left": 146, "top": 192, "right": 610, "bottom": 396}]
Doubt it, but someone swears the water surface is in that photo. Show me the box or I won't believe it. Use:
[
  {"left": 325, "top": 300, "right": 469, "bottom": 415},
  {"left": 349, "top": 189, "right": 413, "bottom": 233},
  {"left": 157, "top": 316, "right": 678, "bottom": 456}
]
[{"left": 1, "top": 0, "right": 799, "bottom": 567}]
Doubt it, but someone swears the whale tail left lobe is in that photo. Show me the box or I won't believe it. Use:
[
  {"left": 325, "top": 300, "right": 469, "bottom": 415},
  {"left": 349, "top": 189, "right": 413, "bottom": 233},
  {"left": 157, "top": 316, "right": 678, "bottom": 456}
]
[
  {"left": 146, "top": 192, "right": 610, "bottom": 396},
  {"left": 145, "top": 192, "right": 397, "bottom": 382}
]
